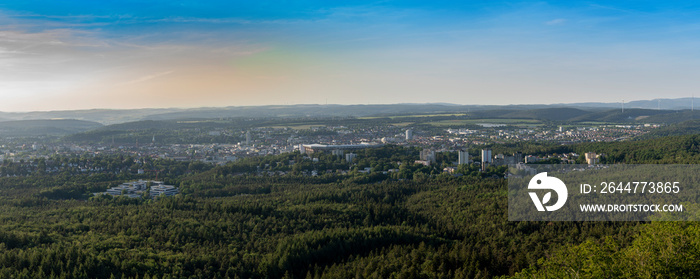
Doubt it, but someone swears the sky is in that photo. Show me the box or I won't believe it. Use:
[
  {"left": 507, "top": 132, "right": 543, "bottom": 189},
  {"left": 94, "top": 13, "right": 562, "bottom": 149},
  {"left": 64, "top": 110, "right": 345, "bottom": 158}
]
[{"left": 1, "top": 1, "right": 700, "bottom": 111}]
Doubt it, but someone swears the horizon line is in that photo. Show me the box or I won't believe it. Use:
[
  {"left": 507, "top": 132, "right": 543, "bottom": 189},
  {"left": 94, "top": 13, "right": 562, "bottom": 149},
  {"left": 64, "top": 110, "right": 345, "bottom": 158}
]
[{"left": 1, "top": 98, "right": 697, "bottom": 114}]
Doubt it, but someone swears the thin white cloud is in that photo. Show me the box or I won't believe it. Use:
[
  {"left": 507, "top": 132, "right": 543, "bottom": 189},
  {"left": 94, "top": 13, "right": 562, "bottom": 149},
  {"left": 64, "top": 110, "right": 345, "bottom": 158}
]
[
  {"left": 145, "top": 17, "right": 252, "bottom": 25},
  {"left": 3, "top": 10, "right": 117, "bottom": 20},
  {"left": 0, "top": 29, "right": 107, "bottom": 50},
  {"left": 545, "top": 18, "right": 566, "bottom": 25},
  {"left": 0, "top": 46, "right": 25, "bottom": 55},
  {"left": 118, "top": 70, "right": 175, "bottom": 86},
  {"left": 209, "top": 46, "right": 268, "bottom": 56}
]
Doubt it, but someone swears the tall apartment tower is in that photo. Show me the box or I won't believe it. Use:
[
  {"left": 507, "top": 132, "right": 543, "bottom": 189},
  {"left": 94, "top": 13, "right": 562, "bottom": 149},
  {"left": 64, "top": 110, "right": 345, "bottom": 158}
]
[
  {"left": 420, "top": 149, "right": 436, "bottom": 163},
  {"left": 406, "top": 129, "right": 413, "bottom": 141},
  {"left": 585, "top": 152, "right": 599, "bottom": 165},
  {"left": 458, "top": 150, "right": 469, "bottom": 165},
  {"left": 246, "top": 131, "right": 251, "bottom": 146},
  {"left": 345, "top": 153, "right": 357, "bottom": 163},
  {"left": 513, "top": 152, "right": 523, "bottom": 164},
  {"left": 481, "top": 149, "right": 492, "bottom": 165}
]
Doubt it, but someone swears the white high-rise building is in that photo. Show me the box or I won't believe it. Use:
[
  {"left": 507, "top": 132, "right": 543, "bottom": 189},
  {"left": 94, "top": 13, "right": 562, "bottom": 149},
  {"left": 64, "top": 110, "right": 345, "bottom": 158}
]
[
  {"left": 458, "top": 150, "right": 469, "bottom": 165},
  {"left": 406, "top": 129, "right": 413, "bottom": 141},
  {"left": 246, "top": 131, "right": 251, "bottom": 146},
  {"left": 481, "top": 149, "right": 492, "bottom": 165},
  {"left": 513, "top": 152, "right": 523, "bottom": 163},
  {"left": 585, "top": 152, "right": 599, "bottom": 165},
  {"left": 345, "top": 153, "right": 357, "bottom": 163},
  {"left": 420, "top": 149, "right": 436, "bottom": 163},
  {"left": 525, "top": 155, "right": 539, "bottom": 164}
]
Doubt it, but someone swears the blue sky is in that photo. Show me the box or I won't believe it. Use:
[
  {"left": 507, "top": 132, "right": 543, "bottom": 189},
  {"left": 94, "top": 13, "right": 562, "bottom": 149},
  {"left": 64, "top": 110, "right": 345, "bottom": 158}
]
[{"left": 1, "top": 1, "right": 699, "bottom": 111}]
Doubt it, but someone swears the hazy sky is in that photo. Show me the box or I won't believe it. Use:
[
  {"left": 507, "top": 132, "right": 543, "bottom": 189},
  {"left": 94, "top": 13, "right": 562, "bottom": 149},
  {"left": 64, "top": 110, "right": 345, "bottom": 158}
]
[{"left": 1, "top": 1, "right": 700, "bottom": 111}]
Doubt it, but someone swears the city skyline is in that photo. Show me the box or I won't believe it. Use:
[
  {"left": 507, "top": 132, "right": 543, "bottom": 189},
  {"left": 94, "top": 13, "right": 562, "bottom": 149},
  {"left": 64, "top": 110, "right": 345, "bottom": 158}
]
[{"left": 2, "top": 1, "right": 700, "bottom": 111}]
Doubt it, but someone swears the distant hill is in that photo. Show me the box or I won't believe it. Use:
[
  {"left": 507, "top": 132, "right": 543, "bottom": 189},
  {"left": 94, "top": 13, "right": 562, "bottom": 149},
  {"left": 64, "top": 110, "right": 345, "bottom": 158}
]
[
  {"left": 0, "top": 109, "right": 179, "bottom": 125},
  {"left": 568, "top": 108, "right": 674, "bottom": 123},
  {"left": 624, "top": 98, "right": 696, "bottom": 110},
  {"left": 637, "top": 110, "right": 700, "bottom": 124},
  {"left": 0, "top": 119, "right": 103, "bottom": 137},
  {"left": 636, "top": 120, "right": 700, "bottom": 140},
  {"left": 467, "top": 109, "right": 519, "bottom": 119},
  {"left": 500, "top": 108, "right": 591, "bottom": 121},
  {"left": 468, "top": 107, "right": 688, "bottom": 123},
  {"left": 0, "top": 97, "right": 696, "bottom": 125},
  {"left": 557, "top": 97, "right": 697, "bottom": 110},
  {"left": 142, "top": 104, "right": 478, "bottom": 120}
]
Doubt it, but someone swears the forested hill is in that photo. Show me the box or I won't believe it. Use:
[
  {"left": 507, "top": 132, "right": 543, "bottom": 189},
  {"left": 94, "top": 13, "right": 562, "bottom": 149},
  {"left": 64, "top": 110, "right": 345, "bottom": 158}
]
[
  {"left": 0, "top": 98, "right": 697, "bottom": 126},
  {"left": 572, "top": 134, "right": 700, "bottom": 164},
  {"left": 0, "top": 135, "right": 698, "bottom": 278},
  {"left": 474, "top": 133, "right": 700, "bottom": 164},
  {"left": 635, "top": 119, "right": 700, "bottom": 140},
  {"left": 0, "top": 119, "right": 103, "bottom": 136}
]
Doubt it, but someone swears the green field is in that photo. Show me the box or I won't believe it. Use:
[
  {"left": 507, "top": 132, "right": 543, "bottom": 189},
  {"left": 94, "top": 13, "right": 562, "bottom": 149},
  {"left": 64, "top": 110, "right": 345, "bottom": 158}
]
[
  {"left": 389, "top": 122, "right": 415, "bottom": 127},
  {"left": 358, "top": 113, "right": 467, "bottom": 120},
  {"left": 578, "top": 121, "right": 619, "bottom": 125},
  {"left": 426, "top": 118, "right": 543, "bottom": 127}
]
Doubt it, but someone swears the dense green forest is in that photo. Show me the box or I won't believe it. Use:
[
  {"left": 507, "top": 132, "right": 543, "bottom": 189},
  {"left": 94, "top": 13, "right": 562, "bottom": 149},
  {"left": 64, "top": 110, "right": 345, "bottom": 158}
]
[
  {"left": 487, "top": 133, "right": 700, "bottom": 164},
  {"left": 61, "top": 117, "right": 385, "bottom": 144},
  {"left": 0, "top": 135, "right": 699, "bottom": 278}
]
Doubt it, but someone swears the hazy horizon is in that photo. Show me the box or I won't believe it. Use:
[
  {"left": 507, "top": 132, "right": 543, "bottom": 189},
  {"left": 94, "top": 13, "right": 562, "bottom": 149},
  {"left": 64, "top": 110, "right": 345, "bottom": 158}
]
[
  {"left": 0, "top": 97, "right": 697, "bottom": 115},
  {"left": 2, "top": 1, "right": 700, "bottom": 111}
]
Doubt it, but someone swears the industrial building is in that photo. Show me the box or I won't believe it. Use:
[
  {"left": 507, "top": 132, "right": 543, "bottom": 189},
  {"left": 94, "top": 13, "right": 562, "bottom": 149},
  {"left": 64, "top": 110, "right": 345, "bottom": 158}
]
[
  {"left": 97, "top": 180, "right": 178, "bottom": 198},
  {"left": 103, "top": 180, "right": 150, "bottom": 198},
  {"left": 150, "top": 184, "right": 179, "bottom": 197}
]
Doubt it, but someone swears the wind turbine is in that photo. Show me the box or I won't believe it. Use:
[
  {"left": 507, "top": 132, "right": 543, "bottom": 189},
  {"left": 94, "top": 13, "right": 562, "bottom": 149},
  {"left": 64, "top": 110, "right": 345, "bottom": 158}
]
[{"left": 621, "top": 99, "right": 624, "bottom": 113}]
